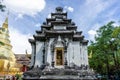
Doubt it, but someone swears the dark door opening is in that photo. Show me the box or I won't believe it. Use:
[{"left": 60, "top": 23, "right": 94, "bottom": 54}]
[{"left": 56, "top": 49, "right": 63, "bottom": 65}]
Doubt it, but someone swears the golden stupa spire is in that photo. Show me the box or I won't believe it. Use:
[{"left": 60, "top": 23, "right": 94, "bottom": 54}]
[
  {"left": 4, "top": 16, "right": 8, "bottom": 24},
  {"left": 2, "top": 11, "right": 9, "bottom": 28},
  {"left": 0, "top": 11, "right": 16, "bottom": 61}
]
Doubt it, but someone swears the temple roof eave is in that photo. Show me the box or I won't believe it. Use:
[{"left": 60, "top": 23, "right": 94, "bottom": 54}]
[
  {"left": 73, "top": 35, "right": 84, "bottom": 39},
  {"left": 63, "top": 19, "right": 71, "bottom": 22},
  {"left": 41, "top": 25, "right": 51, "bottom": 28},
  {"left": 51, "top": 12, "right": 67, "bottom": 16},
  {"left": 51, "top": 21, "right": 68, "bottom": 25},
  {"left": 76, "top": 31, "right": 82, "bottom": 35},
  {"left": 67, "top": 27, "right": 77, "bottom": 30},
  {"left": 36, "top": 30, "right": 42, "bottom": 34},
  {"left": 73, "top": 35, "right": 84, "bottom": 41},
  {"left": 82, "top": 40, "right": 89, "bottom": 45},
  {"left": 44, "top": 30, "right": 74, "bottom": 34},
  {"left": 46, "top": 18, "right": 56, "bottom": 21},
  {"left": 33, "top": 35, "right": 46, "bottom": 41},
  {"left": 28, "top": 39, "right": 35, "bottom": 44}
]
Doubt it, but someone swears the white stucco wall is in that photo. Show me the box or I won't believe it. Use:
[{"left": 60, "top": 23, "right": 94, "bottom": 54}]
[
  {"left": 33, "top": 38, "right": 89, "bottom": 67},
  {"left": 67, "top": 41, "right": 89, "bottom": 67},
  {"left": 67, "top": 41, "right": 73, "bottom": 66},
  {"left": 72, "top": 42, "right": 81, "bottom": 66},
  {"left": 46, "top": 38, "right": 54, "bottom": 66},
  {"left": 80, "top": 43, "right": 82, "bottom": 65},
  {"left": 30, "top": 44, "right": 35, "bottom": 67},
  {"left": 34, "top": 41, "right": 44, "bottom": 67},
  {"left": 81, "top": 45, "right": 88, "bottom": 66},
  {"left": 84, "top": 45, "right": 88, "bottom": 65},
  {"left": 81, "top": 44, "right": 84, "bottom": 65}
]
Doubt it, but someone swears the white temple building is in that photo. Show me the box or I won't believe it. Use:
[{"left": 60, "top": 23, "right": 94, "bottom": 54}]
[
  {"left": 29, "top": 7, "right": 89, "bottom": 68},
  {"left": 23, "top": 7, "right": 96, "bottom": 80}
]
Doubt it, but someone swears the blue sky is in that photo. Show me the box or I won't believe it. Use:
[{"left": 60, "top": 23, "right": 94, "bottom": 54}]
[{"left": 0, "top": 0, "right": 120, "bottom": 54}]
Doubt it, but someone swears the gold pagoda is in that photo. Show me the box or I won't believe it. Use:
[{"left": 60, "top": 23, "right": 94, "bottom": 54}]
[{"left": 0, "top": 17, "right": 22, "bottom": 75}]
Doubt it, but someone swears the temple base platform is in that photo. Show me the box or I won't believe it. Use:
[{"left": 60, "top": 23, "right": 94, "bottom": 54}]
[{"left": 23, "top": 66, "right": 97, "bottom": 80}]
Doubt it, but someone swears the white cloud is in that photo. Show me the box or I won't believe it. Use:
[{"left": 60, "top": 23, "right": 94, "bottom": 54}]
[
  {"left": 91, "top": 23, "right": 102, "bottom": 30},
  {"left": 3, "top": 0, "right": 46, "bottom": 16},
  {"left": 88, "top": 30, "right": 96, "bottom": 35},
  {"left": 17, "top": 14, "right": 23, "bottom": 19},
  {"left": 75, "top": 0, "right": 116, "bottom": 31},
  {"left": 15, "top": 13, "right": 24, "bottom": 20},
  {"left": 67, "top": 7, "right": 74, "bottom": 12},
  {"left": 113, "top": 22, "right": 120, "bottom": 27},
  {"left": 64, "top": 6, "right": 74, "bottom": 12},
  {"left": 88, "top": 30, "right": 97, "bottom": 41},
  {"left": 87, "top": 22, "right": 103, "bottom": 41},
  {"left": 47, "top": 14, "right": 51, "bottom": 18},
  {"left": 9, "top": 27, "right": 32, "bottom": 54},
  {"left": 35, "top": 23, "right": 41, "bottom": 27}
]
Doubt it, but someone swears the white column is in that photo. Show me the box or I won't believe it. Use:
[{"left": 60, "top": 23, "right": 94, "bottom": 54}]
[
  {"left": 82, "top": 45, "right": 85, "bottom": 65},
  {"left": 67, "top": 41, "right": 72, "bottom": 66},
  {"left": 34, "top": 41, "right": 44, "bottom": 67},
  {"left": 45, "top": 41, "right": 48, "bottom": 63},
  {"left": 84, "top": 45, "right": 88, "bottom": 66},
  {"left": 46, "top": 38, "right": 54, "bottom": 66},
  {"left": 80, "top": 44, "right": 83, "bottom": 65},
  {"left": 80, "top": 43, "right": 82, "bottom": 66},
  {"left": 81, "top": 45, "right": 83, "bottom": 65},
  {"left": 65, "top": 38, "right": 68, "bottom": 64},
  {"left": 72, "top": 42, "right": 81, "bottom": 66},
  {"left": 30, "top": 44, "right": 35, "bottom": 67},
  {"left": 64, "top": 50, "right": 67, "bottom": 64}
]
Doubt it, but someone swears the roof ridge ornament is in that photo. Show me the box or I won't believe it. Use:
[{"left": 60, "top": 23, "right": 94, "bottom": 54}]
[
  {"left": 58, "top": 35, "right": 62, "bottom": 42},
  {"left": 56, "top": 7, "right": 63, "bottom": 13}
]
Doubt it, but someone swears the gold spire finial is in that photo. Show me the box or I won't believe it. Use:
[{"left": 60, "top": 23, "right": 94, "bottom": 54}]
[
  {"left": 2, "top": 11, "right": 9, "bottom": 28},
  {"left": 2, "top": 17, "right": 8, "bottom": 28},
  {"left": 5, "top": 11, "right": 9, "bottom": 24},
  {"left": 4, "top": 17, "right": 8, "bottom": 24}
]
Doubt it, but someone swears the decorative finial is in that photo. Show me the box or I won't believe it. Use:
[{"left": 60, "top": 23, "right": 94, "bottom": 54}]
[
  {"left": 5, "top": 10, "right": 9, "bottom": 24},
  {"left": 2, "top": 11, "right": 9, "bottom": 28},
  {"left": 58, "top": 35, "right": 62, "bottom": 42},
  {"left": 56, "top": 7, "right": 63, "bottom": 13},
  {"left": 4, "top": 17, "right": 8, "bottom": 24}
]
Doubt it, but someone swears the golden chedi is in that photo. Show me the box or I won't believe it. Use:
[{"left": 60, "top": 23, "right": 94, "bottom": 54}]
[{"left": 0, "top": 17, "right": 20, "bottom": 74}]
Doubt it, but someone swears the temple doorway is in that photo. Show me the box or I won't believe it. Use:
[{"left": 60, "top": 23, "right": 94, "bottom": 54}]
[{"left": 55, "top": 48, "right": 64, "bottom": 66}]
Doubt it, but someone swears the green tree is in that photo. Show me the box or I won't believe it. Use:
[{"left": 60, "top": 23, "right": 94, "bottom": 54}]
[
  {"left": 112, "top": 26, "right": 120, "bottom": 67},
  {"left": 88, "top": 21, "right": 120, "bottom": 77}
]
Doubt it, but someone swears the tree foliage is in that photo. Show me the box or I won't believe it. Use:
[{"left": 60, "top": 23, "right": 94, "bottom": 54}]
[
  {"left": 0, "top": 0, "right": 5, "bottom": 12},
  {"left": 88, "top": 21, "right": 120, "bottom": 76}
]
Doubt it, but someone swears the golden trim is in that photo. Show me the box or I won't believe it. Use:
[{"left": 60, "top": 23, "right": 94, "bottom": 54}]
[{"left": 55, "top": 47, "right": 64, "bottom": 66}]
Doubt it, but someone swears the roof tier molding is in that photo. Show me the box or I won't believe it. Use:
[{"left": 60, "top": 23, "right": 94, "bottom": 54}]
[
  {"left": 29, "top": 39, "right": 35, "bottom": 44},
  {"left": 82, "top": 40, "right": 89, "bottom": 45}
]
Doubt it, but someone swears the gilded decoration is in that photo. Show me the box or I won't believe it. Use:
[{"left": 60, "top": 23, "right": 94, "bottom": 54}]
[{"left": 55, "top": 47, "right": 64, "bottom": 66}]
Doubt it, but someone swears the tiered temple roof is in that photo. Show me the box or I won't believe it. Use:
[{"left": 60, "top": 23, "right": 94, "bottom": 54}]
[{"left": 29, "top": 7, "right": 88, "bottom": 45}]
